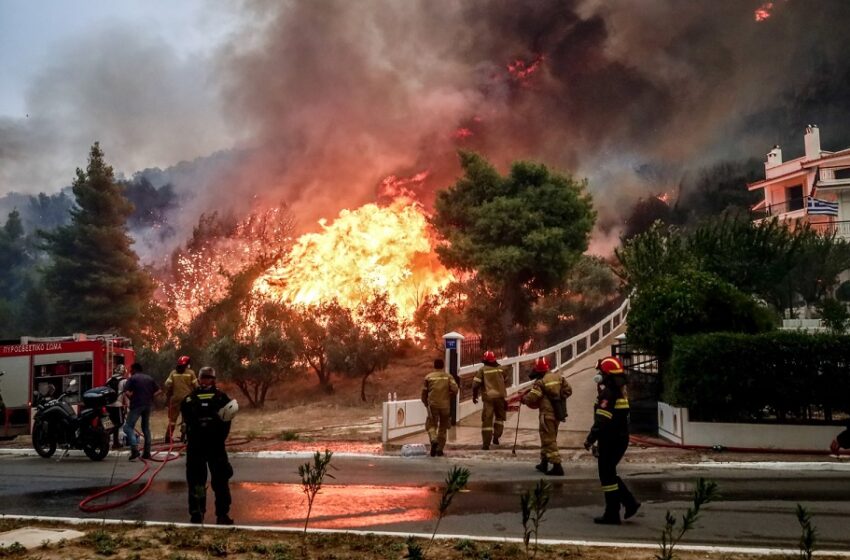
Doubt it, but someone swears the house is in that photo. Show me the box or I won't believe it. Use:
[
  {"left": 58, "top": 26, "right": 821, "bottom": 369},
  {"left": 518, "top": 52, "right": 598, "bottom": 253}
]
[{"left": 749, "top": 125, "right": 850, "bottom": 238}]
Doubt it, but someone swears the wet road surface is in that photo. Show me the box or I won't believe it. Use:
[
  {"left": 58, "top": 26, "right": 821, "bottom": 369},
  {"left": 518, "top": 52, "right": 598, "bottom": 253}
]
[{"left": 1, "top": 452, "right": 849, "bottom": 549}]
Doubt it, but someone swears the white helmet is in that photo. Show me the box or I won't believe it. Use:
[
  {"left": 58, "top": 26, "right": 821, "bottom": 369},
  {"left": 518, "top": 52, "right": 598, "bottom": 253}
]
[{"left": 218, "top": 399, "right": 239, "bottom": 422}]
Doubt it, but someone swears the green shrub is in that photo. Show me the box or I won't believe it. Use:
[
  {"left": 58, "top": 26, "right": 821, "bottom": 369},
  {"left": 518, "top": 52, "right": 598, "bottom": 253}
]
[
  {"left": 666, "top": 331, "right": 850, "bottom": 422},
  {"left": 627, "top": 268, "right": 774, "bottom": 361},
  {"left": 817, "top": 298, "right": 849, "bottom": 334}
]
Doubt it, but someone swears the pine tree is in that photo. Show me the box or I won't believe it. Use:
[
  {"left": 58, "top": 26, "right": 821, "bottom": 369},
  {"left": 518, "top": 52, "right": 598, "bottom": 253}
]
[{"left": 40, "top": 143, "right": 154, "bottom": 337}]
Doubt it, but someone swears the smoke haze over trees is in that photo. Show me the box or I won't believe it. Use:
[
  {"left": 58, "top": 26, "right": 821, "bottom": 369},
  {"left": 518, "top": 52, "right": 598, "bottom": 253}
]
[{"left": 2, "top": 0, "right": 850, "bottom": 257}]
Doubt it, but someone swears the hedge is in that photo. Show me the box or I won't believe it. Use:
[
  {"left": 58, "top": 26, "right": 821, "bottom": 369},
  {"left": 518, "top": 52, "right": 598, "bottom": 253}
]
[{"left": 666, "top": 331, "right": 850, "bottom": 423}]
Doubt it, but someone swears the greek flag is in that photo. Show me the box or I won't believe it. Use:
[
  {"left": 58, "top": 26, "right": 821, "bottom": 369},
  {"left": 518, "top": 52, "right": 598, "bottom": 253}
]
[{"left": 807, "top": 197, "right": 839, "bottom": 216}]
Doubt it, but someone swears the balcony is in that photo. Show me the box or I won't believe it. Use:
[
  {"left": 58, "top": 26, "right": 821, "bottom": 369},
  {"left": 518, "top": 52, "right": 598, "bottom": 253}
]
[
  {"left": 809, "top": 220, "right": 850, "bottom": 239},
  {"left": 750, "top": 197, "right": 805, "bottom": 220}
]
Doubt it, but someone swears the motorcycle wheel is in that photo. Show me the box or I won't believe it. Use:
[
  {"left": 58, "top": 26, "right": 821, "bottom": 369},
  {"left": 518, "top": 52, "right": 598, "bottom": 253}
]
[
  {"left": 83, "top": 429, "right": 110, "bottom": 461},
  {"left": 32, "top": 421, "right": 57, "bottom": 458}
]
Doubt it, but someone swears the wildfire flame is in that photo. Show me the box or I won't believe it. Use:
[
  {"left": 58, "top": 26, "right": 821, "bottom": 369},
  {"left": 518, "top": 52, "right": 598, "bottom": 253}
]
[
  {"left": 507, "top": 55, "right": 544, "bottom": 83},
  {"left": 754, "top": 2, "right": 774, "bottom": 21},
  {"left": 160, "top": 205, "right": 293, "bottom": 330},
  {"left": 656, "top": 192, "right": 671, "bottom": 204},
  {"left": 252, "top": 195, "right": 455, "bottom": 325}
]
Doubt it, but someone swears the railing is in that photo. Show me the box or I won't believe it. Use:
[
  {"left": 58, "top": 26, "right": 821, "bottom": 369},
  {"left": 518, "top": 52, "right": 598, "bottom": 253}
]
[
  {"left": 750, "top": 197, "right": 805, "bottom": 220},
  {"left": 809, "top": 220, "right": 850, "bottom": 238},
  {"left": 382, "top": 298, "right": 631, "bottom": 442}
]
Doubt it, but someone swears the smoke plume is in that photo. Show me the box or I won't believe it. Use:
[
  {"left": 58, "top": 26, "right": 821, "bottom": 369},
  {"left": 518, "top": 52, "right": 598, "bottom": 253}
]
[{"left": 3, "top": 0, "right": 850, "bottom": 253}]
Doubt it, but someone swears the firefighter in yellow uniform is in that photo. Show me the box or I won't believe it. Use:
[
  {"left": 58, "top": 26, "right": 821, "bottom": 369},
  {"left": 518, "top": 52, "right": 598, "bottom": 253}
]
[
  {"left": 472, "top": 351, "right": 508, "bottom": 450},
  {"left": 164, "top": 355, "right": 199, "bottom": 443},
  {"left": 421, "top": 358, "right": 459, "bottom": 457},
  {"left": 521, "top": 357, "right": 572, "bottom": 476}
]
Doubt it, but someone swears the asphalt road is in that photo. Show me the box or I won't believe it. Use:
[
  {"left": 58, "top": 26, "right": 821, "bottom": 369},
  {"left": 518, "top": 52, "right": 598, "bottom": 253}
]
[{"left": 1, "top": 451, "right": 849, "bottom": 550}]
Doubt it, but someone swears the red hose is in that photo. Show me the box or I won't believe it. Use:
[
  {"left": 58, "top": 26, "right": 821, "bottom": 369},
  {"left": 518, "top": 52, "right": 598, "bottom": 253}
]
[
  {"left": 79, "top": 427, "right": 181, "bottom": 513},
  {"left": 78, "top": 425, "right": 253, "bottom": 513},
  {"left": 629, "top": 434, "right": 850, "bottom": 456}
]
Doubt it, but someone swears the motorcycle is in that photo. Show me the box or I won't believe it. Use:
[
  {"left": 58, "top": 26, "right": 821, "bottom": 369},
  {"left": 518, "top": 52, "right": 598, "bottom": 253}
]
[{"left": 31, "top": 379, "right": 116, "bottom": 461}]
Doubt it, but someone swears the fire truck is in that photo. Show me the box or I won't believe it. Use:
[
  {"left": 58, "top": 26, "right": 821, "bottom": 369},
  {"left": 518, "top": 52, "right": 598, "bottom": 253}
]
[{"left": 0, "top": 334, "right": 135, "bottom": 439}]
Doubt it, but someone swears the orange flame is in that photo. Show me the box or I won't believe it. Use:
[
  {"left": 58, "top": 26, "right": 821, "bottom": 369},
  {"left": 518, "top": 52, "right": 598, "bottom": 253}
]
[
  {"left": 252, "top": 196, "right": 455, "bottom": 325},
  {"left": 656, "top": 192, "right": 671, "bottom": 204},
  {"left": 507, "top": 55, "right": 544, "bottom": 82},
  {"left": 754, "top": 2, "right": 774, "bottom": 21}
]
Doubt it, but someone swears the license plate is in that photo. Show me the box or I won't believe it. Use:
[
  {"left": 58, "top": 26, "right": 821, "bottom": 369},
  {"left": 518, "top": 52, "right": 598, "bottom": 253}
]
[{"left": 102, "top": 417, "right": 113, "bottom": 430}]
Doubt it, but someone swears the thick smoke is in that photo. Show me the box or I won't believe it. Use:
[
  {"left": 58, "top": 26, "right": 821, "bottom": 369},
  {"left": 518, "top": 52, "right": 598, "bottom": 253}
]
[
  {"left": 210, "top": 0, "right": 850, "bottom": 232},
  {"left": 3, "top": 0, "right": 850, "bottom": 255}
]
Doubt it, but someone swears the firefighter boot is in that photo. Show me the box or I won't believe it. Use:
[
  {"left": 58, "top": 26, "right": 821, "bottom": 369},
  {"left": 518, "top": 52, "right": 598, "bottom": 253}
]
[
  {"left": 216, "top": 515, "right": 234, "bottom": 526},
  {"left": 430, "top": 441, "right": 438, "bottom": 457},
  {"left": 546, "top": 463, "right": 565, "bottom": 476},
  {"left": 534, "top": 458, "right": 549, "bottom": 474},
  {"left": 619, "top": 477, "right": 641, "bottom": 519},
  {"left": 593, "top": 490, "right": 622, "bottom": 525}
]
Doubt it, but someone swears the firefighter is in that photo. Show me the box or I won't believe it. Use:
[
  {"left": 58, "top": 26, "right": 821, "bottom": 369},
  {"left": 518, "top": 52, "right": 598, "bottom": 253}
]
[
  {"left": 521, "top": 357, "right": 572, "bottom": 476},
  {"left": 472, "top": 350, "right": 508, "bottom": 450},
  {"left": 164, "top": 355, "right": 198, "bottom": 443},
  {"left": 421, "top": 358, "right": 459, "bottom": 457},
  {"left": 583, "top": 356, "right": 640, "bottom": 525},
  {"left": 181, "top": 366, "right": 238, "bottom": 525}
]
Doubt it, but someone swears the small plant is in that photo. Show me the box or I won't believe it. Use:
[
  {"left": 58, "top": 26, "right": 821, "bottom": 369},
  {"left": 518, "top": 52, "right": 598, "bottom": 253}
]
[
  {"left": 405, "top": 536, "right": 424, "bottom": 560},
  {"left": 427, "top": 466, "right": 471, "bottom": 554},
  {"left": 205, "top": 535, "right": 229, "bottom": 557},
  {"left": 521, "top": 479, "right": 551, "bottom": 559},
  {"left": 0, "top": 542, "right": 26, "bottom": 558},
  {"left": 279, "top": 430, "right": 300, "bottom": 441},
  {"left": 817, "top": 298, "right": 849, "bottom": 334},
  {"left": 454, "top": 538, "right": 477, "bottom": 556},
  {"left": 245, "top": 429, "right": 259, "bottom": 440},
  {"left": 299, "top": 449, "right": 335, "bottom": 533},
  {"left": 84, "top": 529, "right": 117, "bottom": 556},
  {"left": 795, "top": 504, "right": 817, "bottom": 560},
  {"left": 656, "top": 478, "right": 718, "bottom": 560}
]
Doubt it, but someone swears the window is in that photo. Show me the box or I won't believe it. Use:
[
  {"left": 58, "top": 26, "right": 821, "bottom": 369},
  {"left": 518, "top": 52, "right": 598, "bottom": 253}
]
[{"left": 786, "top": 185, "right": 804, "bottom": 211}]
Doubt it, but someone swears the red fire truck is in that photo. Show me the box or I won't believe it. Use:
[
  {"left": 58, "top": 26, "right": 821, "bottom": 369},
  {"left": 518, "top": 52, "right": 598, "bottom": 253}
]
[{"left": 0, "top": 334, "right": 135, "bottom": 439}]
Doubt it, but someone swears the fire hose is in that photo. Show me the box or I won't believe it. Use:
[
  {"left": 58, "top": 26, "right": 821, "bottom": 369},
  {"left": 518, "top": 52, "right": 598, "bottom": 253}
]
[{"left": 78, "top": 426, "right": 181, "bottom": 513}]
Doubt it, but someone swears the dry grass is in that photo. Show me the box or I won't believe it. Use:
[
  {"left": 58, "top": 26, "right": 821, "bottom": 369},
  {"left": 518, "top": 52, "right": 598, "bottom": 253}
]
[{"left": 1, "top": 519, "right": 840, "bottom": 560}]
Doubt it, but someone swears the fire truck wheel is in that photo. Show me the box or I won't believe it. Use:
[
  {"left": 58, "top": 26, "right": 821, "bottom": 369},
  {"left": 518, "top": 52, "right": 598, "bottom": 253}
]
[
  {"left": 83, "top": 431, "right": 110, "bottom": 461},
  {"left": 32, "top": 422, "right": 56, "bottom": 458}
]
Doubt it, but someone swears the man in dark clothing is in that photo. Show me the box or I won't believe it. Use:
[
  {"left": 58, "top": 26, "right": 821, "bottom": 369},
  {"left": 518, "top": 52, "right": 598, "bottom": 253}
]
[
  {"left": 123, "top": 363, "right": 161, "bottom": 461},
  {"left": 584, "top": 356, "right": 640, "bottom": 525},
  {"left": 182, "top": 366, "right": 238, "bottom": 525},
  {"left": 831, "top": 423, "right": 850, "bottom": 454}
]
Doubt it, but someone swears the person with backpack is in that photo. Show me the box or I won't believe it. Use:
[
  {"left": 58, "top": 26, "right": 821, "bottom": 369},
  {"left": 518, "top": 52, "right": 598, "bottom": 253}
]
[
  {"left": 105, "top": 365, "right": 128, "bottom": 449},
  {"left": 521, "top": 357, "right": 572, "bottom": 476}
]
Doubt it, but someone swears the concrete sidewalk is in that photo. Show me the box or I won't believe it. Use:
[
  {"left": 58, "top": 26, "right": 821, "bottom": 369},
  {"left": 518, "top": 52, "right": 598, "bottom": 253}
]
[{"left": 393, "top": 327, "right": 624, "bottom": 451}]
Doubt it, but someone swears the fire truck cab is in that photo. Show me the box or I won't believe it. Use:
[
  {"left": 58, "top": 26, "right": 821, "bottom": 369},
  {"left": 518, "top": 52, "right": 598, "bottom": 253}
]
[{"left": 0, "top": 334, "right": 134, "bottom": 439}]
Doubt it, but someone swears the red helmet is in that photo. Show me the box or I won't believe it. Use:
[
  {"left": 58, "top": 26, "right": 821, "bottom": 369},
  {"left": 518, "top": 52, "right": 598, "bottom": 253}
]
[
  {"left": 483, "top": 351, "right": 496, "bottom": 362},
  {"left": 533, "top": 357, "right": 550, "bottom": 373},
  {"left": 597, "top": 356, "right": 624, "bottom": 375},
  {"left": 177, "top": 355, "right": 191, "bottom": 367}
]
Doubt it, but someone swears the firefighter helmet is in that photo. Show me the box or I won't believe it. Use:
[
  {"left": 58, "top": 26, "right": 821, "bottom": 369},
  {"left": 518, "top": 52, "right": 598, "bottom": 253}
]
[
  {"left": 112, "top": 364, "right": 125, "bottom": 377},
  {"left": 533, "top": 357, "right": 550, "bottom": 373},
  {"left": 597, "top": 356, "right": 624, "bottom": 375},
  {"left": 199, "top": 366, "right": 216, "bottom": 380},
  {"left": 218, "top": 399, "right": 239, "bottom": 422},
  {"left": 177, "top": 355, "right": 191, "bottom": 367},
  {"left": 483, "top": 350, "right": 496, "bottom": 363}
]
